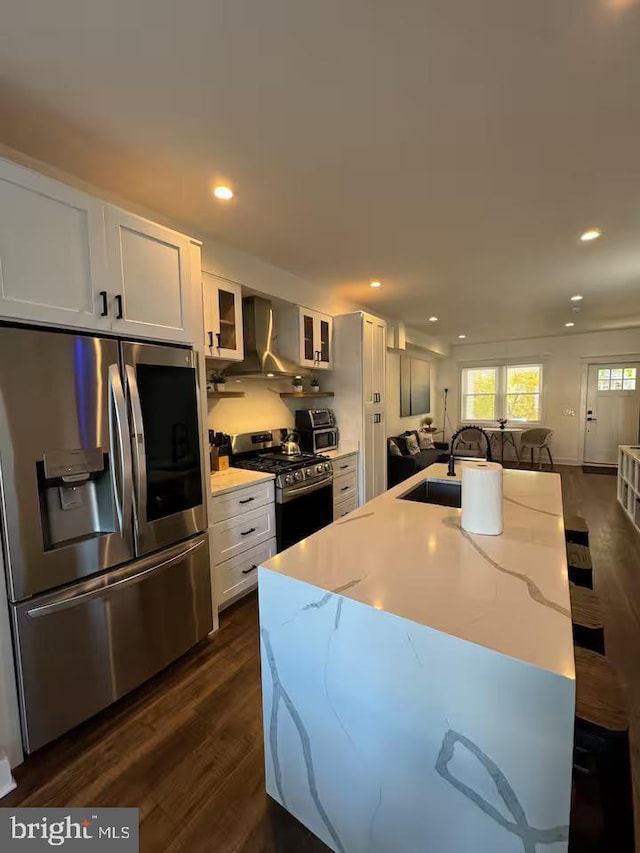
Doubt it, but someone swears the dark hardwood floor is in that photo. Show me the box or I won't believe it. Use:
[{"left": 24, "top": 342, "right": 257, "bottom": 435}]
[{"left": 4, "top": 466, "right": 640, "bottom": 851}]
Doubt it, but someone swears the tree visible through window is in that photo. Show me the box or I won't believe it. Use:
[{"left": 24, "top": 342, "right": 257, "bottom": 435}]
[{"left": 461, "top": 364, "right": 543, "bottom": 423}]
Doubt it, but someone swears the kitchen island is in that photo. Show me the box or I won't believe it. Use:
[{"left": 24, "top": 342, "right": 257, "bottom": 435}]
[{"left": 257, "top": 463, "right": 575, "bottom": 853}]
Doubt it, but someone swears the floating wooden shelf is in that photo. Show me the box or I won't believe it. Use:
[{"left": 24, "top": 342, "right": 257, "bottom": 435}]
[
  {"left": 279, "top": 391, "right": 334, "bottom": 398},
  {"left": 207, "top": 391, "right": 246, "bottom": 398}
]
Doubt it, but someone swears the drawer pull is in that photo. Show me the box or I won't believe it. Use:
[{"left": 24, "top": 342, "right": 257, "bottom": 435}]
[
  {"left": 239, "top": 497, "right": 255, "bottom": 504},
  {"left": 341, "top": 485, "right": 349, "bottom": 492},
  {"left": 240, "top": 527, "right": 257, "bottom": 536},
  {"left": 339, "top": 464, "right": 349, "bottom": 469},
  {"left": 242, "top": 564, "right": 258, "bottom": 575}
]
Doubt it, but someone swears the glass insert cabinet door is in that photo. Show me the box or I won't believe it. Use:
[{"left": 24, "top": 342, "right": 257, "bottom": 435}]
[
  {"left": 298, "top": 308, "right": 333, "bottom": 369},
  {"left": 121, "top": 341, "right": 206, "bottom": 555},
  {"left": 202, "top": 273, "right": 244, "bottom": 362}
]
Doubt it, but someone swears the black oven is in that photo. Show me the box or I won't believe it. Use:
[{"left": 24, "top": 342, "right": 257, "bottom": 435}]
[{"left": 276, "top": 478, "right": 333, "bottom": 551}]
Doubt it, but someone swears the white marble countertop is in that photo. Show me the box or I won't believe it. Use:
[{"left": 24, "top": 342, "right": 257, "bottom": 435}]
[
  {"left": 262, "top": 463, "right": 574, "bottom": 680},
  {"left": 210, "top": 467, "right": 275, "bottom": 497},
  {"left": 322, "top": 444, "right": 359, "bottom": 462}
]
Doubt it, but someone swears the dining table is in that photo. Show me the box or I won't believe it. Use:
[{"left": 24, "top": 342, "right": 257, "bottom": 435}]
[{"left": 484, "top": 426, "right": 524, "bottom": 464}]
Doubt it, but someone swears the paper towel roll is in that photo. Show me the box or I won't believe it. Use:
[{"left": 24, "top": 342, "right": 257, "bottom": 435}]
[{"left": 461, "top": 461, "right": 504, "bottom": 536}]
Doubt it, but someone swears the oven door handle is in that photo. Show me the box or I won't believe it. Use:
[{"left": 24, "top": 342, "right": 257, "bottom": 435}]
[{"left": 279, "top": 476, "right": 333, "bottom": 503}]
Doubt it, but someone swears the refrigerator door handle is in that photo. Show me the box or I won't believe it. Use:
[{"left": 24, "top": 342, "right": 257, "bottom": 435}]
[
  {"left": 25, "top": 536, "right": 207, "bottom": 619},
  {"left": 124, "top": 363, "right": 148, "bottom": 528},
  {"left": 108, "top": 364, "right": 133, "bottom": 539}
]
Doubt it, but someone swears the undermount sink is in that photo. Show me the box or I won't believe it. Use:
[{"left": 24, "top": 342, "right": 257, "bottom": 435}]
[{"left": 399, "top": 479, "right": 462, "bottom": 508}]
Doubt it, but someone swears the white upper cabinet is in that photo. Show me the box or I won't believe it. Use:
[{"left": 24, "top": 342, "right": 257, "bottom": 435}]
[
  {"left": 281, "top": 306, "right": 333, "bottom": 370},
  {"left": 105, "top": 207, "right": 193, "bottom": 343},
  {"left": 202, "top": 273, "right": 244, "bottom": 361},
  {"left": 0, "top": 158, "right": 197, "bottom": 344},
  {"left": 0, "top": 160, "right": 110, "bottom": 331},
  {"left": 363, "top": 313, "right": 386, "bottom": 406}
]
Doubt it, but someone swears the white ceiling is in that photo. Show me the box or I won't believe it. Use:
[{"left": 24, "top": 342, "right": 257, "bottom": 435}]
[{"left": 2, "top": 0, "right": 640, "bottom": 343}]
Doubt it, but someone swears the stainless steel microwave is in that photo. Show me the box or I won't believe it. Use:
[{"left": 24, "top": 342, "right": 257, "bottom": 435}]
[{"left": 298, "top": 427, "right": 339, "bottom": 453}]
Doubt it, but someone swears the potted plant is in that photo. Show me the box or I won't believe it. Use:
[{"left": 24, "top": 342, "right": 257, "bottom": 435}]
[
  {"left": 211, "top": 370, "right": 226, "bottom": 392},
  {"left": 497, "top": 417, "right": 508, "bottom": 430},
  {"left": 310, "top": 376, "right": 320, "bottom": 393},
  {"left": 292, "top": 375, "right": 304, "bottom": 393}
]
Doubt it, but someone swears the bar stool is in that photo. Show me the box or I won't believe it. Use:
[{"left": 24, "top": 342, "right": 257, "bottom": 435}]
[
  {"left": 572, "top": 647, "right": 635, "bottom": 852},
  {"left": 565, "top": 514, "right": 589, "bottom": 548},
  {"left": 569, "top": 583, "right": 605, "bottom": 655},
  {"left": 567, "top": 542, "right": 593, "bottom": 589}
]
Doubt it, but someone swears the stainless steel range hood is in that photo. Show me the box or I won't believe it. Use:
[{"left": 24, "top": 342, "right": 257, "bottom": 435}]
[{"left": 224, "top": 296, "right": 307, "bottom": 378}]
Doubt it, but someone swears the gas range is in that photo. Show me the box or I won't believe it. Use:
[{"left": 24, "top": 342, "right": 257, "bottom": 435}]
[
  {"left": 233, "top": 452, "right": 332, "bottom": 492},
  {"left": 227, "top": 429, "right": 335, "bottom": 550}
]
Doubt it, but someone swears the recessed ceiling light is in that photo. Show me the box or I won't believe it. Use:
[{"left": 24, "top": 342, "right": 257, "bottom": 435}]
[
  {"left": 458, "top": 334, "right": 466, "bottom": 339},
  {"left": 267, "top": 373, "right": 274, "bottom": 378},
  {"left": 429, "top": 316, "right": 439, "bottom": 322},
  {"left": 370, "top": 280, "right": 382, "bottom": 288},
  {"left": 570, "top": 294, "right": 583, "bottom": 302},
  {"left": 580, "top": 228, "right": 601, "bottom": 242},
  {"left": 565, "top": 322, "right": 575, "bottom": 328},
  {"left": 213, "top": 185, "right": 234, "bottom": 200}
]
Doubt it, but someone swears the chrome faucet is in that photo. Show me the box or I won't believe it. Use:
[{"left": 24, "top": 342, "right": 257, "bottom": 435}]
[{"left": 447, "top": 426, "right": 493, "bottom": 477}]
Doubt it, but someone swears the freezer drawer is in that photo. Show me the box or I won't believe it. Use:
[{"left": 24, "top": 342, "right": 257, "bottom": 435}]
[{"left": 12, "top": 533, "right": 212, "bottom": 754}]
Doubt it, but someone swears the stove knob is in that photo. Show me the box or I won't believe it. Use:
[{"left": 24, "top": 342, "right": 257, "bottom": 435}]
[
  {"left": 306, "top": 467, "right": 313, "bottom": 477},
  {"left": 294, "top": 470, "right": 303, "bottom": 482},
  {"left": 324, "top": 463, "right": 331, "bottom": 473},
  {"left": 316, "top": 464, "right": 323, "bottom": 474},
  {"left": 284, "top": 474, "right": 293, "bottom": 485}
]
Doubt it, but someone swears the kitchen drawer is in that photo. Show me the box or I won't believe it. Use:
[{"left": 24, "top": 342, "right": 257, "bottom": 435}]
[
  {"left": 212, "top": 504, "right": 276, "bottom": 566},
  {"left": 333, "top": 470, "right": 358, "bottom": 506},
  {"left": 211, "top": 479, "right": 274, "bottom": 524},
  {"left": 333, "top": 453, "right": 358, "bottom": 478},
  {"left": 217, "top": 538, "right": 276, "bottom": 608},
  {"left": 334, "top": 494, "right": 358, "bottom": 520}
]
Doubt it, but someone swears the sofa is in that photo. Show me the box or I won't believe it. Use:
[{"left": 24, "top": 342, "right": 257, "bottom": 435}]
[{"left": 387, "top": 430, "right": 449, "bottom": 488}]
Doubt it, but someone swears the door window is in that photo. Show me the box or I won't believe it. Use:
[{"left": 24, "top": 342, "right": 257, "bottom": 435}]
[
  {"left": 136, "top": 364, "right": 203, "bottom": 521},
  {"left": 597, "top": 367, "right": 637, "bottom": 391}
]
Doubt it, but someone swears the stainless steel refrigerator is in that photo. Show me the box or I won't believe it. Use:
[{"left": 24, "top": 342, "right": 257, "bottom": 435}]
[{"left": 0, "top": 326, "right": 212, "bottom": 753}]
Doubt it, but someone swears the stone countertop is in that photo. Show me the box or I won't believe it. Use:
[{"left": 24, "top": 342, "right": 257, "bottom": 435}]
[
  {"left": 261, "top": 462, "right": 574, "bottom": 680},
  {"left": 210, "top": 467, "right": 275, "bottom": 497},
  {"left": 322, "top": 444, "right": 359, "bottom": 462}
]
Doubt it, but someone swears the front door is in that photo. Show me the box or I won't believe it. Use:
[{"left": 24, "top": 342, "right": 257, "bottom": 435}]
[{"left": 584, "top": 364, "right": 640, "bottom": 465}]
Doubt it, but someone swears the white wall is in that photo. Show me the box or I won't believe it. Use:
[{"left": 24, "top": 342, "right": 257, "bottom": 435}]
[
  {"left": 386, "top": 350, "right": 440, "bottom": 437},
  {"left": 207, "top": 377, "right": 302, "bottom": 435},
  {"left": 439, "top": 328, "right": 640, "bottom": 464}
]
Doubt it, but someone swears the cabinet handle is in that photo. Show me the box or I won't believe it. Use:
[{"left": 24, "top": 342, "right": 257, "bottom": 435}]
[
  {"left": 341, "top": 485, "right": 349, "bottom": 492},
  {"left": 208, "top": 331, "right": 214, "bottom": 348},
  {"left": 115, "top": 294, "right": 123, "bottom": 319},
  {"left": 240, "top": 527, "right": 256, "bottom": 536},
  {"left": 99, "top": 291, "right": 109, "bottom": 317},
  {"left": 216, "top": 332, "right": 221, "bottom": 348},
  {"left": 242, "top": 564, "right": 258, "bottom": 575},
  {"left": 339, "top": 464, "right": 349, "bottom": 470},
  {"left": 238, "top": 497, "right": 255, "bottom": 504}
]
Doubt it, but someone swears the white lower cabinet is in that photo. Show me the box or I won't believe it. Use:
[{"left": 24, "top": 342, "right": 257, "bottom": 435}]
[
  {"left": 332, "top": 452, "right": 359, "bottom": 520},
  {"left": 211, "top": 479, "right": 276, "bottom": 608},
  {"left": 216, "top": 539, "right": 277, "bottom": 607}
]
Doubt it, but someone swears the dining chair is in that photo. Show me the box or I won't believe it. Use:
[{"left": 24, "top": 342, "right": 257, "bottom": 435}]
[
  {"left": 451, "top": 427, "right": 490, "bottom": 459},
  {"left": 519, "top": 428, "right": 554, "bottom": 470}
]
